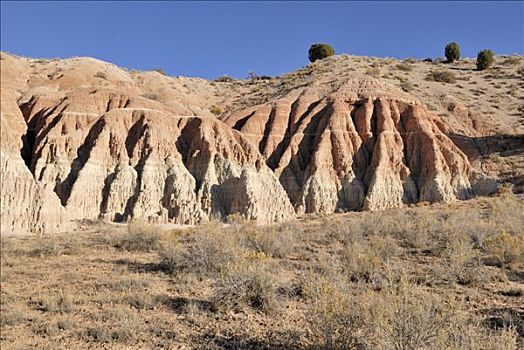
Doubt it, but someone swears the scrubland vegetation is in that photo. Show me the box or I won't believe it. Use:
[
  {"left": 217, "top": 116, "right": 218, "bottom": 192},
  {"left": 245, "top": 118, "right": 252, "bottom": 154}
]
[{"left": 1, "top": 193, "right": 523, "bottom": 349}]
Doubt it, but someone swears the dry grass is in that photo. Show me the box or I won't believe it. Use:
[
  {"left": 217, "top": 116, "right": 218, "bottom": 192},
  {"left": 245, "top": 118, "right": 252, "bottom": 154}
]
[
  {"left": 1, "top": 194, "right": 523, "bottom": 349},
  {"left": 426, "top": 69, "right": 457, "bottom": 83},
  {"left": 111, "top": 221, "right": 161, "bottom": 252}
]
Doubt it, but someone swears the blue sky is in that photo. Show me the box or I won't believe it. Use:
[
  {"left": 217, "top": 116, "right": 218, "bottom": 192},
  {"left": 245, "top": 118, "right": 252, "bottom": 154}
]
[{"left": 1, "top": 1, "right": 523, "bottom": 79}]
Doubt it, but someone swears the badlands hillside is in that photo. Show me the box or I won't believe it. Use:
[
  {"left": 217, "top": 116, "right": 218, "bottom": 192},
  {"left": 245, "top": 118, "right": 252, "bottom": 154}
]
[
  {"left": 1, "top": 52, "right": 524, "bottom": 349},
  {"left": 1, "top": 52, "right": 523, "bottom": 234}
]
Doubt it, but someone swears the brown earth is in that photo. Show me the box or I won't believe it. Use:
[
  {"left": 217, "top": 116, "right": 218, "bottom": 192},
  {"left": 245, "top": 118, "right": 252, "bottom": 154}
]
[
  {"left": 1, "top": 52, "right": 523, "bottom": 234},
  {"left": 1, "top": 194, "right": 523, "bottom": 349}
]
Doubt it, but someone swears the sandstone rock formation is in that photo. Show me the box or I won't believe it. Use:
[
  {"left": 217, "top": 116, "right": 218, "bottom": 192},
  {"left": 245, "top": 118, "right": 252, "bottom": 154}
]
[
  {"left": 0, "top": 53, "right": 504, "bottom": 234},
  {"left": 223, "top": 80, "right": 474, "bottom": 214}
]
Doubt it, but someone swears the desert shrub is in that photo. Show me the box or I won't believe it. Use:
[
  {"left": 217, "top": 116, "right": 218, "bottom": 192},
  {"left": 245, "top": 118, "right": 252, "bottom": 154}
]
[
  {"left": 212, "top": 264, "right": 279, "bottom": 314},
  {"left": 94, "top": 71, "right": 107, "bottom": 80},
  {"left": 247, "top": 70, "right": 259, "bottom": 82},
  {"left": 445, "top": 42, "right": 461, "bottom": 62},
  {"left": 56, "top": 318, "right": 75, "bottom": 331},
  {"left": 0, "top": 308, "right": 26, "bottom": 326},
  {"left": 27, "top": 238, "right": 64, "bottom": 257},
  {"left": 366, "top": 67, "right": 381, "bottom": 77},
  {"left": 159, "top": 226, "right": 242, "bottom": 276},
  {"left": 307, "top": 276, "right": 369, "bottom": 350},
  {"left": 34, "top": 290, "right": 75, "bottom": 314},
  {"left": 477, "top": 49, "right": 495, "bottom": 71},
  {"left": 32, "top": 320, "right": 60, "bottom": 337},
  {"left": 426, "top": 69, "right": 457, "bottom": 83},
  {"left": 122, "top": 292, "right": 160, "bottom": 310},
  {"left": 372, "top": 282, "right": 454, "bottom": 350},
  {"left": 502, "top": 56, "right": 521, "bottom": 65},
  {"left": 440, "top": 234, "right": 482, "bottom": 285},
  {"left": 209, "top": 105, "right": 223, "bottom": 116},
  {"left": 89, "top": 308, "right": 139, "bottom": 343},
  {"left": 112, "top": 221, "right": 161, "bottom": 252},
  {"left": 508, "top": 84, "right": 518, "bottom": 97},
  {"left": 108, "top": 277, "right": 151, "bottom": 292},
  {"left": 369, "top": 234, "right": 400, "bottom": 263},
  {"left": 214, "top": 75, "right": 234, "bottom": 82},
  {"left": 443, "top": 321, "right": 518, "bottom": 350},
  {"left": 400, "top": 80, "right": 413, "bottom": 92},
  {"left": 484, "top": 231, "right": 524, "bottom": 268},
  {"left": 309, "top": 43, "right": 335, "bottom": 62},
  {"left": 141, "top": 92, "right": 159, "bottom": 100},
  {"left": 396, "top": 62, "right": 413, "bottom": 71},
  {"left": 153, "top": 68, "right": 167, "bottom": 75},
  {"left": 339, "top": 239, "right": 383, "bottom": 282},
  {"left": 243, "top": 223, "right": 298, "bottom": 258}
]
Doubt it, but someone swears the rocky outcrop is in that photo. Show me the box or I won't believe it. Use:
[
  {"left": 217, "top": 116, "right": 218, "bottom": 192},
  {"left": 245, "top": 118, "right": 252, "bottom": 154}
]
[
  {"left": 2, "top": 87, "right": 294, "bottom": 233},
  {"left": 0, "top": 54, "right": 498, "bottom": 234},
  {"left": 1, "top": 89, "right": 70, "bottom": 235},
  {"left": 223, "top": 80, "right": 475, "bottom": 214}
]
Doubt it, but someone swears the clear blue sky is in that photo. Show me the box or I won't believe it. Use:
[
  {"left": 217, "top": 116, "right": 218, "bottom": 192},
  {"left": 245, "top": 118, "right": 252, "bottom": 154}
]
[{"left": 1, "top": 1, "right": 523, "bottom": 79}]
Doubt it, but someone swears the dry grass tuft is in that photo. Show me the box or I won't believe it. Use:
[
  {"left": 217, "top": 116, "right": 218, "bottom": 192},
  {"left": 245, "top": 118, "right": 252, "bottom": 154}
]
[
  {"left": 112, "top": 221, "right": 161, "bottom": 252},
  {"left": 426, "top": 69, "right": 457, "bottom": 83},
  {"left": 212, "top": 263, "right": 279, "bottom": 314}
]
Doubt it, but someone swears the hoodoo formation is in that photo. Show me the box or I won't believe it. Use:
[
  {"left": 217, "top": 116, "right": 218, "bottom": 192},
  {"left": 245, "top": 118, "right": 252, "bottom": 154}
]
[{"left": 0, "top": 52, "right": 509, "bottom": 234}]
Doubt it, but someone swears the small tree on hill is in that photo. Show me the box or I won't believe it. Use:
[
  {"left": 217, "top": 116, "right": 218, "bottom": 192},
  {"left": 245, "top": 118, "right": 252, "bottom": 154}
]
[
  {"left": 476, "top": 49, "right": 495, "bottom": 71},
  {"left": 308, "top": 43, "right": 335, "bottom": 62},
  {"left": 444, "top": 42, "right": 461, "bottom": 63}
]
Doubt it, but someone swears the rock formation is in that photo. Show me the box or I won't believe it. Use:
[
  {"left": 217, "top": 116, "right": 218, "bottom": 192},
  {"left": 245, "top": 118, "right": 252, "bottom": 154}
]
[
  {"left": 0, "top": 53, "right": 500, "bottom": 234},
  {"left": 223, "top": 80, "right": 474, "bottom": 214}
]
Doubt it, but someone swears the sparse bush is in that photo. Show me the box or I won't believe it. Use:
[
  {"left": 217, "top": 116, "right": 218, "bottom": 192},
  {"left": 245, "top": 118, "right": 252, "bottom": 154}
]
[
  {"left": 214, "top": 75, "right": 234, "bottom": 82},
  {"left": 153, "top": 68, "right": 167, "bottom": 75},
  {"left": 141, "top": 93, "right": 159, "bottom": 100},
  {"left": 94, "top": 71, "right": 107, "bottom": 80},
  {"left": 89, "top": 308, "right": 139, "bottom": 343},
  {"left": 122, "top": 292, "right": 159, "bottom": 310},
  {"left": 477, "top": 49, "right": 495, "bottom": 71},
  {"left": 306, "top": 273, "right": 369, "bottom": 350},
  {"left": 441, "top": 234, "right": 482, "bottom": 285},
  {"left": 443, "top": 321, "right": 518, "bottom": 350},
  {"left": 209, "top": 105, "right": 223, "bottom": 116},
  {"left": 484, "top": 231, "right": 524, "bottom": 268},
  {"left": 34, "top": 290, "right": 75, "bottom": 314},
  {"left": 339, "top": 239, "right": 383, "bottom": 282},
  {"left": 0, "top": 308, "right": 25, "bottom": 326},
  {"left": 57, "top": 318, "right": 74, "bottom": 331},
  {"left": 445, "top": 42, "right": 461, "bottom": 62},
  {"left": 502, "top": 56, "right": 520, "bottom": 65},
  {"left": 426, "top": 69, "right": 457, "bottom": 83},
  {"left": 159, "top": 226, "right": 242, "bottom": 276},
  {"left": 243, "top": 223, "right": 298, "bottom": 258},
  {"left": 247, "top": 70, "right": 258, "bottom": 82},
  {"left": 396, "top": 62, "right": 413, "bottom": 72},
  {"left": 27, "top": 238, "right": 64, "bottom": 257},
  {"left": 308, "top": 43, "right": 335, "bottom": 62},
  {"left": 108, "top": 277, "right": 151, "bottom": 292},
  {"left": 112, "top": 221, "right": 161, "bottom": 252},
  {"left": 366, "top": 67, "right": 381, "bottom": 77},
  {"left": 212, "top": 264, "right": 279, "bottom": 314},
  {"left": 400, "top": 79, "right": 413, "bottom": 92},
  {"left": 372, "top": 282, "right": 454, "bottom": 350}
]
